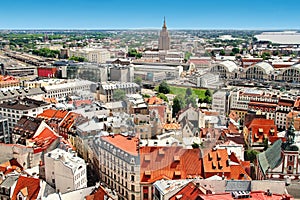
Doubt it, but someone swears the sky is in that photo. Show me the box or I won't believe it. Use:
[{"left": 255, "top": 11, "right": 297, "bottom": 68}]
[{"left": 1, "top": 0, "right": 300, "bottom": 30}]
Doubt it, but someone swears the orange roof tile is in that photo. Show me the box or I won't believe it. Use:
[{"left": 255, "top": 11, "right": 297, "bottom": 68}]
[
  {"left": 203, "top": 149, "right": 230, "bottom": 175},
  {"left": 85, "top": 186, "right": 109, "bottom": 200},
  {"left": 37, "top": 109, "right": 68, "bottom": 119},
  {"left": 30, "top": 127, "right": 59, "bottom": 153},
  {"left": 145, "top": 96, "right": 164, "bottom": 105},
  {"left": 170, "top": 182, "right": 204, "bottom": 200},
  {"left": 163, "top": 123, "right": 181, "bottom": 130},
  {"left": 229, "top": 165, "right": 251, "bottom": 180},
  {"left": 102, "top": 134, "right": 139, "bottom": 156},
  {"left": 60, "top": 112, "right": 81, "bottom": 129},
  {"left": 11, "top": 176, "right": 40, "bottom": 200},
  {"left": 248, "top": 119, "right": 277, "bottom": 143},
  {"left": 140, "top": 147, "right": 203, "bottom": 183}
]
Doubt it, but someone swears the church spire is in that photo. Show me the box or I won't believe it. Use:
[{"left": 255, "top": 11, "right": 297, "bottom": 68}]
[{"left": 163, "top": 16, "right": 167, "bottom": 28}]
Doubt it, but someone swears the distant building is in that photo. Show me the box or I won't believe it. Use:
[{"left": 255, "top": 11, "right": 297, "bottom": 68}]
[
  {"left": 0, "top": 116, "right": 10, "bottom": 143},
  {"left": 69, "top": 48, "right": 110, "bottom": 64},
  {"left": 44, "top": 148, "right": 87, "bottom": 194},
  {"left": 78, "top": 64, "right": 108, "bottom": 82},
  {"left": 212, "top": 90, "right": 229, "bottom": 116},
  {"left": 110, "top": 65, "right": 134, "bottom": 82},
  {"left": 0, "top": 75, "right": 20, "bottom": 89},
  {"left": 0, "top": 97, "right": 50, "bottom": 133},
  {"left": 158, "top": 17, "right": 170, "bottom": 51},
  {"left": 98, "top": 82, "right": 140, "bottom": 102}
]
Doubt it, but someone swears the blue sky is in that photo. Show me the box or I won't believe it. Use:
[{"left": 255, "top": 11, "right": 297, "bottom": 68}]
[{"left": 1, "top": 0, "right": 300, "bottom": 30}]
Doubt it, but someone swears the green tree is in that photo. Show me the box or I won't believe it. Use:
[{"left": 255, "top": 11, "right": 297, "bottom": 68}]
[
  {"left": 205, "top": 89, "right": 212, "bottom": 97},
  {"left": 186, "top": 94, "right": 198, "bottom": 108},
  {"left": 172, "top": 94, "right": 186, "bottom": 117},
  {"left": 184, "top": 51, "right": 192, "bottom": 62},
  {"left": 261, "top": 52, "right": 271, "bottom": 60},
  {"left": 185, "top": 88, "right": 193, "bottom": 98},
  {"left": 220, "top": 49, "right": 226, "bottom": 56},
  {"left": 203, "top": 96, "right": 212, "bottom": 104},
  {"left": 134, "top": 76, "right": 142, "bottom": 86},
  {"left": 244, "top": 150, "right": 259, "bottom": 163},
  {"left": 158, "top": 81, "right": 170, "bottom": 94},
  {"left": 113, "top": 89, "right": 126, "bottom": 101},
  {"left": 128, "top": 48, "right": 142, "bottom": 59},
  {"left": 69, "top": 56, "right": 87, "bottom": 62},
  {"left": 232, "top": 47, "right": 240, "bottom": 55},
  {"left": 157, "top": 93, "right": 168, "bottom": 102}
]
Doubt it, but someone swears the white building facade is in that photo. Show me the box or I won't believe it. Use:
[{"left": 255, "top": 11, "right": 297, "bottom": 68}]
[{"left": 44, "top": 148, "right": 87, "bottom": 194}]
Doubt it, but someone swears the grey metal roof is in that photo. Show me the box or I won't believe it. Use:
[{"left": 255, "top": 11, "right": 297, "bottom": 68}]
[
  {"left": 225, "top": 180, "right": 251, "bottom": 192},
  {"left": 0, "top": 175, "right": 19, "bottom": 189},
  {"left": 257, "top": 139, "right": 283, "bottom": 176},
  {"left": 217, "top": 60, "right": 238, "bottom": 73},
  {"left": 250, "top": 62, "right": 274, "bottom": 74}
]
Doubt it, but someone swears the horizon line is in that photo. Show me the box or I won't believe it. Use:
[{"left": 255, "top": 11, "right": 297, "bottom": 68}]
[{"left": 1, "top": 27, "right": 300, "bottom": 31}]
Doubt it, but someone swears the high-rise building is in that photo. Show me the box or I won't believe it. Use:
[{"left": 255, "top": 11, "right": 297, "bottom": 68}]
[{"left": 158, "top": 17, "right": 170, "bottom": 50}]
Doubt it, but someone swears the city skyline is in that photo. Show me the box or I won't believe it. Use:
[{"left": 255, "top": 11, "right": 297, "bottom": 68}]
[{"left": 1, "top": 0, "right": 300, "bottom": 30}]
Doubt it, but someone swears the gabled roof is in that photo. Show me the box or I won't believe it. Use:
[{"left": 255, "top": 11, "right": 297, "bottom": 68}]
[
  {"left": 0, "top": 158, "right": 23, "bottom": 175},
  {"left": 169, "top": 182, "right": 204, "bottom": 200},
  {"left": 140, "top": 147, "right": 202, "bottom": 183},
  {"left": 257, "top": 139, "right": 283, "bottom": 176},
  {"left": 37, "top": 109, "right": 68, "bottom": 119},
  {"left": 203, "top": 149, "right": 230, "bottom": 174},
  {"left": 29, "top": 127, "right": 59, "bottom": 153},
  {"left": 11, "top": 176, "right": 40, "bottom": 200},
  {"left": 145, "top": 96, "right": 164, "bottom": 105},
  {"left": 85, "top": 186, "right": 111, "bottom": 200}
]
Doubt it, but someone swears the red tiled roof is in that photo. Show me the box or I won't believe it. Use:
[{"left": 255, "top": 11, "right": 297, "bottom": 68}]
[
  {"left": 227, "top": 122, "right": 239, "bottom": 134},
  {"left": 198, "top": 193, "right": 233, "bottom": 200},
  {"left": 0, "top": 158, "right": 23, "bottom": 175},
  {"left": 11, "top": 176, "right": 40, "bottom": 200},
  {"left": 69, "top": 99, "right": 92, "bottom": 107},
  {"left": 199, "top": 192, "right": 294, "bottom": 200},
  {"left": 229, "top": 165, "right": 251, "bottom": 180},
  {"left": 163, "top": 123, "right": 181, "bottom": 130},
  {"left": 248, "top": 119, "right": 277, "bottom": 143},
  {"left": 59, "top": 112, "right": 81, "bottom": 130},
  {"left": 102, "top": 134, "right": 139, "bottom": 156},
  {"left": 203, "top": 149, "right": 230, "bottom": 176},
  {"left": 170, "top": 182, "right": 204, "bottom": 200},
  {"left": 37, "top": 109, "right": 68, "bottom": 119},
  {"left": 140, "top": 147, "right": 203, "bottom": 183},
  {"left": 85, "top": 186, "right": 108, "bottom": 200},
  {"left": 29, "top": 127, "right": 59, "bottom": 153},
  {"left": 145, "top": 96, "right": 164, "bottom": 105}
]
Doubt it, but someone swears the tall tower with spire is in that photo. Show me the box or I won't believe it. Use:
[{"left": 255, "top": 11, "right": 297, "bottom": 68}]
[{"left": 158, "top": 17, "right": 170, "bottom": 50}]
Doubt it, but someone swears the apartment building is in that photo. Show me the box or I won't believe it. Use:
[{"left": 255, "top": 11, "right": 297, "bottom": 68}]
[
  {"left": 44, "top": 148, "right": 87, "bottom": 194},
  {"left": 0, "top": 97, "right": 50, "bottom": 132},
  {"left": 69, "top": 48, "right": 110, "bottom": 64},
  {"left": 92, "top": 134, "right": 141, "bottom": 200}
]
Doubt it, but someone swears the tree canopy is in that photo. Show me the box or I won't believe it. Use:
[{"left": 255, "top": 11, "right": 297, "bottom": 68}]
[
  {"left": 157, "top": 93, "right": 168, "bottom": 102},
  {"left": 172, "top": 94, "right": 186, "bottom": 117},
  {"left": 134, "top": 76, "right": 142, "bottom": 86},
  {"left": 158, "top": 81, "right": 170, "bottom": 94},
  {"left": 113, "top": 89, "right": 126, "bottom": 101}
]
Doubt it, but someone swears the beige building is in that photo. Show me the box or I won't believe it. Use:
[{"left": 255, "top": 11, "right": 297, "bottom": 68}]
[
  {"left": 69, "top": 48, "right": 110, "bottom": 64},
  {"left": 92, "top": 134, "right": 141, "bottom": 200},
  {"left": 44, "top": 148, "right": 87, "bottom": 194},
  {"left": 158, "top": 17, "right": 170, "bottom": 51}
]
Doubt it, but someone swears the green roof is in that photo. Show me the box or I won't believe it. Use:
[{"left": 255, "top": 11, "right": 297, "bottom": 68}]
[{"left": 257, "top": 139, "right": 283, "bottom": 176}]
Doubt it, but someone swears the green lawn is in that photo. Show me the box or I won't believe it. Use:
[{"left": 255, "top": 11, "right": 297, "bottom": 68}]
[{"left": 170, "top": 86, "right": 207, "bottom": 100}]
